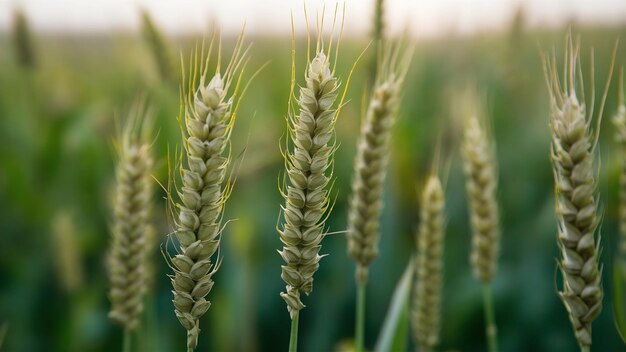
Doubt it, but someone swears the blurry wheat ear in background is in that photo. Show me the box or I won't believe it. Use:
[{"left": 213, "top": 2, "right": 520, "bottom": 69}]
[
  {"left": 141, "top": 9, "right": 176, "bottom": 85},
  {"left": 411, "top": 175, "right": 445, "bottom": 352},
  {"left": 107, "top": 102, "right": 155, "bottom": 336},
  {"left": 11, "top": 9, "right": 36, "bottom": 69},
  {"left": 613, "top": 71, "right": 626, "bottom": 273},
  {"left": 461, "top": 106, "right": 501, "bottom": 352},
  {"left": 346, "top": 40, "right": 411, "bottom": 352},
  {"left": 543, "top": 37, "right": 614, "bottom": 351},
  {"left": 167, "top": 35, "right": 248, "bottom": 351}
]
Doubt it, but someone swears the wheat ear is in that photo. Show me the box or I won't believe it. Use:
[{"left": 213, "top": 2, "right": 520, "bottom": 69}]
[
  {"left": 168, "top": 35, "right": 248, "bottom": 351},
  {"left": 278, "top": 49, "right": 339, "bottom": 319},
  {"left": 461, "top": 106, "right": 500, "bottom": 352},
  {"left": 347, "top": 42, "right": 411, "bottom": 285},
  {"left": 462, "top": 115, "right": 500, "bottom": 284},
  {"left": 141, "top": 9, "right": 175, "bottom": 84},
  {"left": 613, "top": 70, "right": 626, "bottom": 268},
  {"left": 543, "top": 36, "right": 615, "bottom": 350},
  {"left": 12, "top": 9, "right": 36, "bottom": 69},
  {"left": 108, "top": 102, "right": 154, "bottom": 332},
  {"left": 411, "top": 175, "right": 445, "bottom": 352}
]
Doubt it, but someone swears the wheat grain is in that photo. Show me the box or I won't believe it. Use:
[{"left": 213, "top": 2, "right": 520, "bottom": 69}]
[
  {"left": 107, "top": 104, "right": 154, "bottom": 331},
  {"left": 168, "top": 36, "right": 248, "bottom": 351},
  {"left": 411, "top": 176, "right": 445, "bottom": 352}
]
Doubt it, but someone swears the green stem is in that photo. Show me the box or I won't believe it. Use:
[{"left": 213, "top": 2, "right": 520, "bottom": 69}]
[
  {"left": 355, "top": 283, "right": 366, "bottom": 352},
  {"left": 581, "top": 347, "right": 590, "bottom": 352},
  {"left": 482, "top": 284, "right": 498, "bottom": 352},
  {"left": 123, "top": 328, "right": 132, "bottom": 352},
  {"left": 289, "top": 312, "right": 300, "bottom": 352}
]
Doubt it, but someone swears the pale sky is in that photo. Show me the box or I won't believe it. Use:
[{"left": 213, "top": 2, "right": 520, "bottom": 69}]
[{"left": 1, "top": 0, "right": 626, "bottom": 38}]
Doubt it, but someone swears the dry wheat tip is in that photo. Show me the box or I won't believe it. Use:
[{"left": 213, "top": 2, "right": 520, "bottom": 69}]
[
  {"left": 411, "top": 175, "right": 445, "bottom": 352},
  {"left": 278, "top": 49, "right": 340, "bottom": 319},
  {"left": 168, "top": 36, "right": 249, "bottom": 351},
  {"left": 462, "top": 115, "right": 500, "bottom": 284},
  {"left": 543, "top": 39, "right": 613, "bottom": 349},
  {"left": 108, "top": 106, "right": 154, "bottom": 331},
  {"left": 347, "top": 44, "right": 411, "bottom": 285}
]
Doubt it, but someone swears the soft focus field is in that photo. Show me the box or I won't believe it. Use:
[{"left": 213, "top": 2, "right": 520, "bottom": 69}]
[{"left": 1, "top": 17, "right": 626, "bottom": 352}]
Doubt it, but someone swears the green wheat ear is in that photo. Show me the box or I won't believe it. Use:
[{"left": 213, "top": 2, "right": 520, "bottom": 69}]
[
  {"left": 108, "top": 100, "right": 155, "bottom": 331},
  {"left": 277, "top": 6, "right": 367, "bottom": 321},
  {"left": 347, "top": 40, "right": 412, "bottom": 285},
  {"left": 141, "top": 9, "right": 176, "bottom": 84},
  {"left": 167, "top": 31, "right": 250, "bottom": 351},
  {"left": 542, "top": 35, "right": 616, "bottom": 350},
  {"left": 411, "top": 175, "right": 445, "bottom": 352},
  {"left": 12, "top": 8, "right": 36, "bottom": 69}
]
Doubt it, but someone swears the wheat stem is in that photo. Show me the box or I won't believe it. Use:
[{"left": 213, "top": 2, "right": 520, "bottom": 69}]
[
  {"left": 289, "top": 311, "right": 300, "bottom": 352},
  {"left": 123, "top": 328, "right": 132, "bottom": 352},
  {"left": 483, "top": 284, "right": 498, "bottom": 352},
  {"left": 355, "top": 283, "right": 366, "bottom": 352}
]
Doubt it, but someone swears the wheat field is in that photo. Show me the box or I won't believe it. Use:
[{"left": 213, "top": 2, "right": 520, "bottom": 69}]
[{"left": 1, "top": 2, "right": 626, "bottom": 352}]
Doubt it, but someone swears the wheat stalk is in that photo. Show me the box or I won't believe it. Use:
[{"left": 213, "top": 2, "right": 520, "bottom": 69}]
[
  {"left": 168, "top": 35, "right": 248, "bottom": 351},
  {"left": 411, "top": 175, "right": 445, "bottom": 352},
  {"left": 107, "top": 102, "right": 154, "bottom": 333},
  {"left": 543, "top": 36, "right": 615, "bottom": 351}
]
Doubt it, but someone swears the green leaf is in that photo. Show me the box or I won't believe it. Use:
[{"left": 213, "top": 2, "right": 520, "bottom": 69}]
[
  {"left": 612, "top": 259, "right": 626, "bottom": 344},
  {"left": 374, "top": 259, "right": 414, "bottom": 352}
]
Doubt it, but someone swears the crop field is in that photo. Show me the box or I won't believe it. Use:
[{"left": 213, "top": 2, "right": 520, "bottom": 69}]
[{"left": 1, "top": 2, "right": 626, "bottom": 352}]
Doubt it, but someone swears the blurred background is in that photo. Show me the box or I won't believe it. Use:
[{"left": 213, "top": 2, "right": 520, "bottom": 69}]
[{"left": 1, "top": 0, "right": 626, "bottom": 351}]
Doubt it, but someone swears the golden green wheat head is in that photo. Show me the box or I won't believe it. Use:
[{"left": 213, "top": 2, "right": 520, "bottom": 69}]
[
  {"left": 543, "top": 38, "right": 613, "bottom": 349},
  {"left": 462, "top": 114, "right": 500, "bottom": 284},
  {"left": 411, "top": 175, "right": 445, "bottom": 352},
  {"left": 347, "top": 43, "right": 411, "bottom": 285},
  {"left": 613, "top": 75, "right": 626, "bottom": 266},
  {"left": 108, "top": 103, "right": 155, "bottom": 331},
  {"left": 169, "top": 36, "right": 249, "bottom": 350},
  {"left": 278, "top": 47, "right": 339, "bottom": 319}
]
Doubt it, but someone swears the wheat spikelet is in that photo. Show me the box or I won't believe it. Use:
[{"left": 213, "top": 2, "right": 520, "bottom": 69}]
[
  {"left": 108, "top": 103, "right": 154, "bottom": 331},
  {"left": 543, "top": 36, "right": 614, "bottom": 349},
  {"left": 347, "top": 43, "right": 411, "bottom": 284},
  {"left": 168, "top": 35, "right": 248, "bottom": 350},
  {"left": 411, "top": 176, "right": 445, "bottom": 352},
  {"left": 613, "top": 72, "right": 626, "bottom": 267},
  {"left": 461, "top": 114, "right": 500, "bottom": 284}
]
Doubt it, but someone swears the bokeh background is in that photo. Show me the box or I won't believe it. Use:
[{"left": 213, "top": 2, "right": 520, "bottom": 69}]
[{"left": 2, "top": 1, "right": 626, "bottom": 351}]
